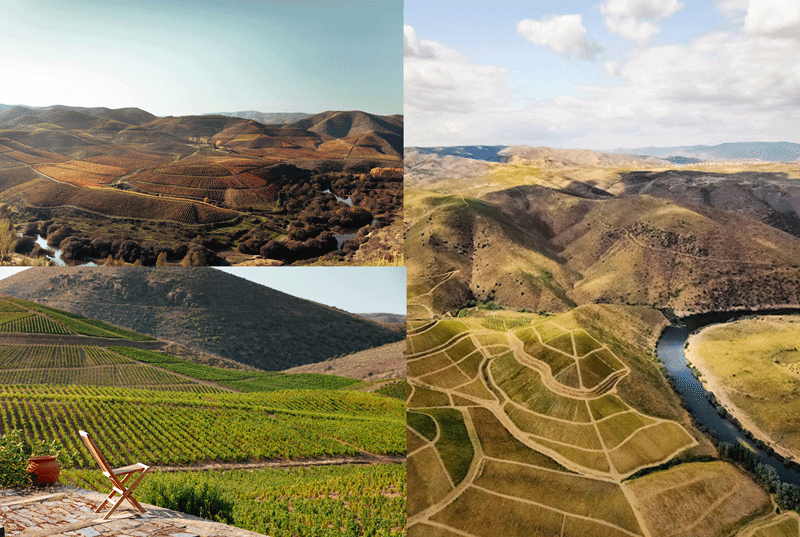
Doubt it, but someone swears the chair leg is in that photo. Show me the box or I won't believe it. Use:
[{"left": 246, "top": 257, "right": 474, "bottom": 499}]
[{"left": 97, "top": 470, "right": 150, "bottom": 519}]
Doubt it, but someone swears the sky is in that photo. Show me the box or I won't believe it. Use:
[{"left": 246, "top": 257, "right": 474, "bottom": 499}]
[
  {"left": 405, "top": 0, "right": 800, "bottom": 149},
  {"left": 215, "top": 266, "right": 406, "bottom": 315},
  {"left": 0, "top": 0, "right": 402, "bottom": 116},
  {"left": 0, "top": 266, "right": 407, "bottom": 315}
]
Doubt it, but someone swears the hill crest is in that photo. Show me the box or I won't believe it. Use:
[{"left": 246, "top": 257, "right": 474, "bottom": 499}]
[{"left": 0, "top": 267, "right": 405, "bottom": 371}]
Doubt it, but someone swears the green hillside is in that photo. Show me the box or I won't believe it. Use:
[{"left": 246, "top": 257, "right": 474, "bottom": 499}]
[{"left": 0, "top": 293, "right": 405, "bottom": 537}]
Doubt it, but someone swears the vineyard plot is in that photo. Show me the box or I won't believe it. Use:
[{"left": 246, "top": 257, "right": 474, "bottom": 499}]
[{"left": 0, "top": 385, "right": 406, "bottom": 468}]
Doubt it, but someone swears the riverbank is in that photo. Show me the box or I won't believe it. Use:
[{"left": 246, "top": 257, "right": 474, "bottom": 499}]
[{"left": 685, "top": 321, "right": 799, "bottom": 463}]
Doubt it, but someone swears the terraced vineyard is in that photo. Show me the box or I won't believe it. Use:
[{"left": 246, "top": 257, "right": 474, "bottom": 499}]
[
  {"left": 407, "top": 281, "right": 771, "bottom": 537},
  {"left": 0, "top": 292, "right": 406, "bottom": 536},
  {"left": 23, "top": 177, "right": 241, "bottom": 224}
]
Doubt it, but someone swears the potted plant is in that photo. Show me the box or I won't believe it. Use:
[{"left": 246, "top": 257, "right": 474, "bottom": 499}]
[
  {"left": 0, "top": 430, "right": 75, "bottom": 487},
  {"left": 25, "top": 438, "right": 75, "bottom": 486}
]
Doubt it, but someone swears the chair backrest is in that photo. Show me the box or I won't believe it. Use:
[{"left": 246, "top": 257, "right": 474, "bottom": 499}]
[{"left": 79, "top": 430, "right": 113, "bottom": 476}]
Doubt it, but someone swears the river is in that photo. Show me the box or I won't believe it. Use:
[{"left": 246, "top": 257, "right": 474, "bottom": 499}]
[
  {"left": 657, "top": 309, "right": 800, "bottom": 485},
  {"left": 31, "top": 235, "right": 96, "bottom": 267}
]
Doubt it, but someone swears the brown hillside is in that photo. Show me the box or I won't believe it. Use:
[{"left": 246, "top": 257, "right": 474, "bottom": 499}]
[
  {"left": 283, "top": 340, "right": 406, "bottom": 381},
  {"left": 407, "top": 182, "right": 800, "bottom": 316},
  {"left": 500, "top": 145, "right": 669, "bottom": 168}
]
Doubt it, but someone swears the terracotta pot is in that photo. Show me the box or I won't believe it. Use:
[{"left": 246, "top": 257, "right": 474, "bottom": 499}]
[{"left": 27, "top": 455, "right": 60, "bottom": 486}]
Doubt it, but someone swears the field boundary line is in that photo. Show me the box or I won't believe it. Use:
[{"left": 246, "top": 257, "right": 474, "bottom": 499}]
[{"left": 470, "top": 483, "right": 644, "bottom": 537}]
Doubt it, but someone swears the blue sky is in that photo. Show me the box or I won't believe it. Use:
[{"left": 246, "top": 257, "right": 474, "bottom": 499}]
[
  {"left": 0, "top": 266, "right": 406, "bottom": 315},
  {"left": 405, "top": 0, "right": 800, "bottom": 148},
  {"left": 216, "top": 267, "right": 406, "bottom": 315},
  {"left": 1, "top": 0, "right": 402, "bottom": 116}
]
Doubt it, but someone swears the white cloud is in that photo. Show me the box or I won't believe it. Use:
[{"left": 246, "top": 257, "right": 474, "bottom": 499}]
[
  {"left": 717, "top": 0, "right": 748, "bottom": 22},
  {"left": 404, "top": 25, "right": 435, "bottom": 59},
  {"left": 404, "top": 26, "right": 511, "bottom": 145},
  {"left": 517, "top": 14, "right": 601, "bottom": 61},
  {"left": 744, "top": 1, "right": 800, "bottom": 38},
  {"left": 604, "top": 60, "right": 621, "bottom": 77},
  {"left": 601, "top": 0, "right": 684, "bottom": 43},
  {"left": 405, "top": 24, "right": 800, "bottom": 148}
]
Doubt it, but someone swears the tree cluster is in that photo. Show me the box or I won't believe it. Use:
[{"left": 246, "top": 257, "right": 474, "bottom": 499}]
[
  {"left": 718, "top": 441, "right": 800, "bottom": 511},
  {"left": 23, "top": 219, "right": 231, "bottom": 266}
]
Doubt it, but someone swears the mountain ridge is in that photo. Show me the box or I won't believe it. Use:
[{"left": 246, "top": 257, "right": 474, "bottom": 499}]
[{"left": 0, "top": 267, "right": 405, "bottom": 371}]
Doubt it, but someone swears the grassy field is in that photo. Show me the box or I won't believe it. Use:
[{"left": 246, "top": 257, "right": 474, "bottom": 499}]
[
  {"left": 689, "top": 315, "right": 800, "bottom": 457},
  {"left": 626, "top": 461, "right": 771, "bottom": 537}
]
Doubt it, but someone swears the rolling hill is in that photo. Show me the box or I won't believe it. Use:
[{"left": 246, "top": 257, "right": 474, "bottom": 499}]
[
  {"left": 0, "top": 105, "right": 403, "bottom": 266},
  {"left": 0, "top": 290, "right": 406, "bottom": 536},
  {"left": 406, "top": 149, "right": 800, "bottom": 317},
  {"left": 0, "top": 267, "right": 405, "bottom": 370}
]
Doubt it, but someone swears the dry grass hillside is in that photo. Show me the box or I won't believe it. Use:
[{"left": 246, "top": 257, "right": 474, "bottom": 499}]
[
  {"left": 406, "top": 149, "right": 800, "bottom": 316},
  {"left": 284, "top": 340, "right": 406, "bottom": 381}
]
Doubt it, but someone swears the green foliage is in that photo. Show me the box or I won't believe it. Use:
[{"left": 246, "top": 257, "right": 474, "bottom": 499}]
[
  {"left": 0, "top": 385, "right": 405, "bottom": 468},
  {"left": 374, "top": 380, "right": 406, "bottom": 400},
  {"left": 62, "top": 463, "right": 406, "bottom": 537},
  {"left": 407, "top": 411, "right": 437, "bottom": 441},
  {"left": 220, "top": 373, "right": 362, "bottom": 392},
  {"left": 109, "top": 346, "right": 363, "bottom": 392},
  {"left": 0, "top": 430, "right": 77, "bottom": 487},
  {"left": 0, "top": 429, "right": 29, "bottom": 487},
  {"left": 3, "top": 298, "right": 154, "bottom": 340},
  {"left": 427, "top": 408, "right": 474, "bottom": 486},
  {"left": 139, "top": 474, "right": 234, "bottom": 523},
  {"left": 719, "top": 441, "right": 800, "bottom": 512}
]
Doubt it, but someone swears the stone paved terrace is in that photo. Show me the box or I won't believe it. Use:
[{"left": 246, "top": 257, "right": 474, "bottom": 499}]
[{"left": 0, "top": 485, "right": 267, "bottom": 537}]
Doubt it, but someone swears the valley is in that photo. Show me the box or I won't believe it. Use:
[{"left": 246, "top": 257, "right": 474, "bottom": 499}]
[
  {"left": 406, "top": 147, "right": 800, "bottom": 536},
  {"left": 0, "top": 105, "right": 403, "bottom": 266},
  {"left": 0, "top": 272, "right": 406, "bottom": 537}
]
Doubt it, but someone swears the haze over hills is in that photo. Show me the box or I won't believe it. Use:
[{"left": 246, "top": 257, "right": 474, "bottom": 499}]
[
  {"left": 0, "top": 267, "right": 405, "bottom": 371},
  {"left": 612, "top": 142, "right": 800, "bottom": 163},
  {"left": 408, "top": 142, "right": 800, "bottom": 164},
  {"left": 211, "top": 111, "right": 313, "bottom": 125}
]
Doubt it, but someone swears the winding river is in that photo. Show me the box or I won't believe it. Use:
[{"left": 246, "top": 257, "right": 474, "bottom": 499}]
[{"left": 657, "top": 309, "right": 800, "bottom": 485}]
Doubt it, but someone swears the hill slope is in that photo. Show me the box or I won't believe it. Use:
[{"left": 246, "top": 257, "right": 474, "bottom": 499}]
[
  {"left": 0, "top": 267, "right": 405, "bottom": 370},
  {"left": 407, "top": 167, "right": 800, "bottom": 317}
]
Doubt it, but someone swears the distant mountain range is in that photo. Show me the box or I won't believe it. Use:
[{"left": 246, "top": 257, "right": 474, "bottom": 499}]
[
  {"left": 611, "top": 142, "right": 800, "bottom": 163},
  {"left": 0, "top": 104, "right": 403, "bottom": 162},
  {"left": 210, "top": 111, "right": 312, "bottom": 124},
  {"left": 0, "top": 105, "right": 313, "bottom": 125},
  {"left": 355, "top": 312, "right": 406, "bottom": 324},
  {"left": 408, "top": 142, "right": 800, "bottom": 163},
  {"left": 411, "top": 145, "right": 508, "bottom": 161}
]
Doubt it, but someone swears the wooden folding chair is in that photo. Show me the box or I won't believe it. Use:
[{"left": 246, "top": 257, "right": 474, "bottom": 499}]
[{"left": 79, "top": 430, "right": 150, "bottom": 520}]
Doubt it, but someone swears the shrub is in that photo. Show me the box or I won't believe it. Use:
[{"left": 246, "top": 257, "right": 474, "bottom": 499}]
[
  {"left": 0, "top": 430, "right": 76, "bottom": 487},
  {"left": 0, "top": 430, "right": 29, "bottom": 487},
  {"left": 139, "top": 475, "right": 233, "bottom": 523},
  {"left": 13, "top": 235, "right": 36, "bottom": 254}
]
